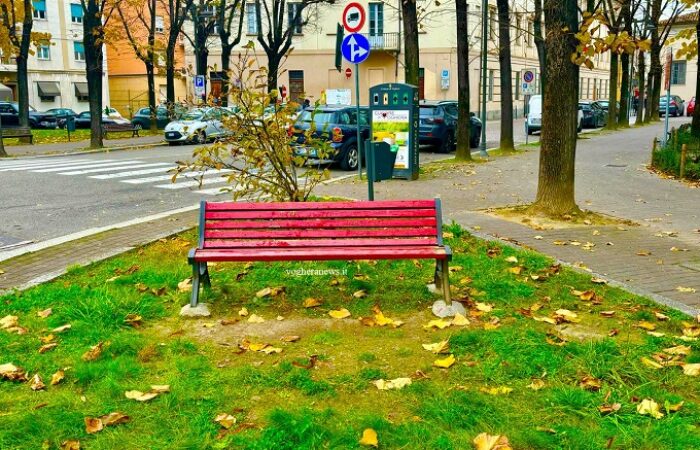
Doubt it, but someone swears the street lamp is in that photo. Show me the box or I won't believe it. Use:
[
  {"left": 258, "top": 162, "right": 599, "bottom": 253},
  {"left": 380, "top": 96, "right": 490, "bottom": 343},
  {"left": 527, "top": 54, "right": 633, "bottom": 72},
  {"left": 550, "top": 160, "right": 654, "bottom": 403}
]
[{"left": 479, "top": 0, "right": 488, "bottom": 158}]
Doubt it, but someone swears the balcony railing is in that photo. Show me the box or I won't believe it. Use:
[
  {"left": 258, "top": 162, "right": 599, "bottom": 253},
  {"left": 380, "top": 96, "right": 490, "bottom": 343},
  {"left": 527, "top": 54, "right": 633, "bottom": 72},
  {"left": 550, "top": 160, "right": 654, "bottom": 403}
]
[{"left": 362, "top": 32, "right": 400, "bottom": 52}]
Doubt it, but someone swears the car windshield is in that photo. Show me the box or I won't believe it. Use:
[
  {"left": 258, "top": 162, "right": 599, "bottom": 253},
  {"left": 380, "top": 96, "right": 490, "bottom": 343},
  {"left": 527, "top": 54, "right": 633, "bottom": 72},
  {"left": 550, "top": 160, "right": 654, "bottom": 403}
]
[
  {"left": 419, "top": 106, "right": 438, "bottom": 117},
  {"left": 182, "top": 110, "right": 204, "bottom": 120},
  {"left": 297, "top": 110, "right": 335, "bottom": 128}
]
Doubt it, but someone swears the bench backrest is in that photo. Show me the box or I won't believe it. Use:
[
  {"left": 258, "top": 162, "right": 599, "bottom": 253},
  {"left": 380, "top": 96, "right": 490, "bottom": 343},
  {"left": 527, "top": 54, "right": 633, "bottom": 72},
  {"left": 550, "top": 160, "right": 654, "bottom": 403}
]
[
  {"left": 1, "top": 127, "right": 32, "bottom": 137},
  {"left": 198, "top": 199, "right": 444, "bottom": 250}
]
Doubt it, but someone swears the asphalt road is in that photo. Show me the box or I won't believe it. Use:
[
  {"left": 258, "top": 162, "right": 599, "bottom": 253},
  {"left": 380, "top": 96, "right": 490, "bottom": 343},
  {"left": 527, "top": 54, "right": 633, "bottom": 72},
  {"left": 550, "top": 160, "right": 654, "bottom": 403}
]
[{"left": 0, "top": 142, "right": 452, "bottom": 248}]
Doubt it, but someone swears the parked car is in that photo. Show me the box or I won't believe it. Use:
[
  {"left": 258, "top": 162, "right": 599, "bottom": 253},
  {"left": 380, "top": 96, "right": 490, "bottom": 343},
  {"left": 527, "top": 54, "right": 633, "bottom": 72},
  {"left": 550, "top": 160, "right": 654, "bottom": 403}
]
[
  {"left": 437, "top": 100, "right": 483, "bottom": 149},
  {"left": 0, "top": 101, "right": 57, "bottom": 129},
  {"left": 578, "top": 101, "right": 607, "bottom": 128},
  {"left": 74, "top": 111, "right": 123, "bottom": 129},
  {"left": 131, "top": 107, "right": 171, "bottom": 130},
  {"left": 418, "top": 101, "right": 481, "bottom": 153},
  {"left": 595, "top": 100, "right": 620, "bottom": 114},
  {"left": 292, "top": 105, "right": 370, "bottom": 171},
  {"left": 45, "top": 108, "right": 78, "bottom": 128},
  {"left": 659, "top": 95, "right": 685, "bottom": 117},
  {"left": 687, "top": 97, "right": 695, "bottom": 116},
  {"left": 163, "top": 107, "right": 234, "bottom": 145},
  {"left": 527, "top": 95, "right": 583, "bottom": 134}
]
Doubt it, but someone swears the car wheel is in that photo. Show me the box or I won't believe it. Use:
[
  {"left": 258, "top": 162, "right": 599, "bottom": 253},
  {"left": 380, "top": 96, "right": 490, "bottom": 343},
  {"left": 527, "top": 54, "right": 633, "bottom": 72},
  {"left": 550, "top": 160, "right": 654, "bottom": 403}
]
[
  {"left": 340, "top": 144, "right": 359, "bottom": 171},
  {"left": 439, "top": 132, "right": 454, "bottom": 153}
]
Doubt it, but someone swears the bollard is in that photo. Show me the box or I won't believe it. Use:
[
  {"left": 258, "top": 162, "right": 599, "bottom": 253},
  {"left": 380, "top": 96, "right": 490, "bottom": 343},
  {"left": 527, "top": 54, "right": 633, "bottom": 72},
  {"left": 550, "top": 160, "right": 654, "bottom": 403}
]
[
  {"left": 680, "top": 144, "right": 687, "bottom": 179},
  {"left": 671, "top": 127, "right": 677, "bottom": 151}
]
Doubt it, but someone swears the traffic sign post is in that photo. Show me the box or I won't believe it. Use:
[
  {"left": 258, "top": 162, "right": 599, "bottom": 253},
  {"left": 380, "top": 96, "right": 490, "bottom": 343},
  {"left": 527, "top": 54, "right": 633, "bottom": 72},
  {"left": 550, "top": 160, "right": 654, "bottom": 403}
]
[
  {"left": 341, "top": 32, "right": 371, "bottom": 181},
  {"left": 194, "top": 75, "right": 206, "bottom": 102},
  {"left": 663, "top": 51, "right": 672, "bottom": 146},
  {"left": 521, "top": 69, "right": 536, "bottom": 145}
]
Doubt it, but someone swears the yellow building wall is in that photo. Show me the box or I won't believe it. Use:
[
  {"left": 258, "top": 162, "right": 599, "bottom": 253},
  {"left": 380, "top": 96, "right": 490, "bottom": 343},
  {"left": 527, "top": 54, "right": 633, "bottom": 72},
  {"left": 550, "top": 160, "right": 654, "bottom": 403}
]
[{"left": 109, "top": 75, "right": 187, "bottom": 118}]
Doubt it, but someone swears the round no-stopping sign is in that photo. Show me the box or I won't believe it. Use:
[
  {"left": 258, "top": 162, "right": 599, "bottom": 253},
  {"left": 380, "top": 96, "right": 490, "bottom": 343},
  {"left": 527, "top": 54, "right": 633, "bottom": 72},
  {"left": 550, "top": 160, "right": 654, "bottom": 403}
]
[
  {"left": 343, "top": 2, "right": 366, "bottom": 33},
  {"left": 523, "top": 70, "right": 535, "bottom": 83}
]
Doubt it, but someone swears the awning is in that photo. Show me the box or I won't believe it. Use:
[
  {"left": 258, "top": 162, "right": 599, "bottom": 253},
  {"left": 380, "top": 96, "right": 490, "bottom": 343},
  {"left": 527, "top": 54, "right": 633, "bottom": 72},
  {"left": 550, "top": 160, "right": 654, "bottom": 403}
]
[
  {"left": 74, "top": 82, "right": 88, "bottom": 96},
  {"left": 0, "top": 82, "right": 11, "bottom": 101},
  {"left": 37, "top": 81, "right": 61, "bottom": 97}
]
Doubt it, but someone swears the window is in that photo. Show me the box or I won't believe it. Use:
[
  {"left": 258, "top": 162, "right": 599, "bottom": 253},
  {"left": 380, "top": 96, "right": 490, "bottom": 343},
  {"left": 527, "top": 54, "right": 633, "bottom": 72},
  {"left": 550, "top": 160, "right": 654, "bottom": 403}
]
[
  {"left": 527, "top": 21, "right": 533, "bottom": 46},
  {"left": 155, "top": 16, "right": 164, "bottom": 33},
  {"left": 671, "top": 61, "right": 686, "bottom": 85},
  {"left": 369, "top": 3, "right": 383, "bottom": 36},
  {"left": 287, "top": 3, "right": 302, "bottom": 34},
  {"left": 33, "top": 0, "right": 46, "bottom": 19},
  {"left": 489, "top": 7, "right": 496, "bottom": 39},
  {"left": 70, "top": 3, "right": 82, "bottom": 23},
  {"left": 488, "top": 69, "right": 495, "bottom": 101},
  {"left": 73, "top": 42, "right": 85, "bottom": 62},
  {"left": 515, "top": 14, "right": 522, "bottom": 46},
  {"left": 37, "top": 81, "right": 60, "bottom": 101},
  {"left": 37, "top": 44, "right": 50, "bottom": 60},
  {"left": 246, "top": 2, "right": 257, "bottom": 34}
]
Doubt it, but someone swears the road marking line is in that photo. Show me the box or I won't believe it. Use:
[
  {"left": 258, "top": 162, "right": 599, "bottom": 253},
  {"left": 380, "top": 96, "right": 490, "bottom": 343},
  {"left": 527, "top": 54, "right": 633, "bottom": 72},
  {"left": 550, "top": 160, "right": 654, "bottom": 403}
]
[
  {"left": 192, "top": 185, "right": 243, "bottom": 196},
  {"left": 155, "top": 176, "right": 230, "bottom": 190},
  {"left": 90, "top": 165, "right": 176, "bottom": 179},
  {"left": 0, "top": 159, "right": 92, "bottom": 171},
  {"left": 31, "top": 161, "right": 136, "bottom": 173},
  {"left": 0, "top": 159, "right": 88, "bottom": 169},
  {"left": 120, "top": 169, "right": 235, "bottom": 184},
  {"left": 59, "top": 162, "right": 174, "bottom": 175}
]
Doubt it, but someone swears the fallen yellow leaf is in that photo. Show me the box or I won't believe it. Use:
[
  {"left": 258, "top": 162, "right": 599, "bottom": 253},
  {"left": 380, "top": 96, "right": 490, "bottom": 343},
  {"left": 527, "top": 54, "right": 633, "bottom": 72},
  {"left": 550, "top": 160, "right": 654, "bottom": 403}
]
[
  {"left": 433, "top": 354, "right": 456, "bottom": 369},
  {"left": 526, "top": 379, "right": 545, "bottom": 391},
  {"left": 451, "top": 312, "right": 470, "bottom": 326},
  {"left": 353, "top": 289, "right": 368, "bottom": 298},
  {"left": 238, "top": 307, "right": 249, "bottom": 317},
  {"left": 30, "top": 373, "right": 45, "bottom": 391},
  {"left": 422, "top": 340, "right": 450, "bottom": 354},
  {"left": 247, "top": 314, "right": 265, "bottom": 323},
  {"left": 637, "top": 398, "right": 664, "bottom": 419},
  {"left": 37, "top": 308, "right": 53, "bottom": 318},
  {"left": 682, "top": 363, "right": 700, "bottom": 376},
  {"left": 303, "top": 297, "right": 322, "bottom": 308},
  {"left": 82, "top": 342, "right": 104, "bottom": 362},
  {"left": 373, "top": 377, "right": 412, "bottom": 390},
  {"left": 50, "top": 370, "right": 65, "bottom": 385},
  {"left": 423, "top": 319, "right": 452, "bottom": 330},
  {"left": 479, "top": 386, "right": 513, "bottom": 395},
  {"left": 475, "top": 302, "right": 494, "bottom": 312},
  {"left": 125, "top": 390, "right": 159, "bottom": 402},
  {"left": 328, "top": 308, "right": 351, "bottom": 319},
  {"left": 359, "top": 428, "right": 378, "bottom": 447},
  {"left": 473, "top": 432, "right": 513, "bottom": 450},
  {"left": 177, "top": 278, "right": 192, "bottom": 292},
  {"left": 214, "top": 413, "right": 237, "bottom": 429}
]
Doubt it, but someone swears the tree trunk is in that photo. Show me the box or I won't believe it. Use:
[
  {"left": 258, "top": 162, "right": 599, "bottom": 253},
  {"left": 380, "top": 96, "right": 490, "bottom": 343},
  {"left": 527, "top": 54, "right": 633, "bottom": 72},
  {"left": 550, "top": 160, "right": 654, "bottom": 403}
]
[
  {"left": 84, "top": 4, "right": 104, "bottom": 148},
  {"left": 693, "top": 14, "right": 700, "bottom": 137},
  {"left": 606, "top": 51, "right": 619, "bottom": 130},
  {"left": 649, "top": 50, "right": 661, "bottom": 122},
  {"left": 16, "top": 56, "right": 30, "bottom": 128},
  {"left": 166, "top": 40, "right": 177, "bottom": 114},
  {"left": 454, "top": 0, "right": 471, "bottom": 160},
  {"left": 636, "top": 50, "right": 646, "bottom": 126},
  {"left": 618, "top": 52, "right": 630, "bottom": 127},
  {"left": 221, "top": 46, "right": 232, "bottom": 107},
  {"left": 147, "top": 63, "right": 157, "bottom": 131},
  {"left": 531, "top": 0, "right": 579, "bottom": 217},
  {"left": 496, "top": 0, "right": 514, "bottom": 151},
  {"left": 534, "top": 0, "right": 546, "bottom": 93},
  {"left": 267, "top": 55, "right": 281, "bottom": 92},
  {"left": 402, "top": 0, "right": 420, "bottom": 86}
]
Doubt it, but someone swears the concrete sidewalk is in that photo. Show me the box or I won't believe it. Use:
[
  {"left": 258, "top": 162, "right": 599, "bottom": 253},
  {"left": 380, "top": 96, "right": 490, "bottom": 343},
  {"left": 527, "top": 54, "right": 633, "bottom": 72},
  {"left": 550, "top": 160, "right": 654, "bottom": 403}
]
[{"left": 1, "top": 134, "right": 165, "bottom": 158}]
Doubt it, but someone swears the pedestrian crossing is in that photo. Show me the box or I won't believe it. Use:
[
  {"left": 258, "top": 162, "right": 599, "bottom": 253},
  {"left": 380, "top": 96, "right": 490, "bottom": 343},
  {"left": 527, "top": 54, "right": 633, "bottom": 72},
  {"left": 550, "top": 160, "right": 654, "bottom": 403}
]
[{"left": 0, "top": 157, "right": 237, "bottom": 196}]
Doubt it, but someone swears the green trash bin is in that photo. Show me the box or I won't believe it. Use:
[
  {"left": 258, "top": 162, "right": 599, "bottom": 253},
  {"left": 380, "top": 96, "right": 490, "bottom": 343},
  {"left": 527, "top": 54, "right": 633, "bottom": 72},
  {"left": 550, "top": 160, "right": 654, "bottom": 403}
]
[
  {"left": 365, "top": 140, "right": 397, "bottom": 182},
  {"left": 65, "top": 115, "right": 76, "bottom": 132}
]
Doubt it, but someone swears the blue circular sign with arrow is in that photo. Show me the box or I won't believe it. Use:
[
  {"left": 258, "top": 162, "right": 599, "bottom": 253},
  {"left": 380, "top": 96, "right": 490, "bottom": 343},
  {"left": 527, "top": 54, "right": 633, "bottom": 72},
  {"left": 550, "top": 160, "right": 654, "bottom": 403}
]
[{"left": 341, "top": 33, "right": 371, "bottom": 65}]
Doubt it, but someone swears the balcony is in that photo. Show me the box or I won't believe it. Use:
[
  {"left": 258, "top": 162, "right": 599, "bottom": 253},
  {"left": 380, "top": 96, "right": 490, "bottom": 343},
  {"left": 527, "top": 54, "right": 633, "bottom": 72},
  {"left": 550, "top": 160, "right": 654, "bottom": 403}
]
[{"left": 362, "top": 32, "right": 400, "bottom": 52}]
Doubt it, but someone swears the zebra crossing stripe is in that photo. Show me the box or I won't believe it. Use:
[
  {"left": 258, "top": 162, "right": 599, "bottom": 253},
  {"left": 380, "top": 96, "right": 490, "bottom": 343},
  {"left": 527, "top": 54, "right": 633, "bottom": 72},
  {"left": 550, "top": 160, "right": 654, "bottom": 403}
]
[
  {"left": 31, "top": 161, "right": 136, "bottom": 173},
  {"left": 0, "top": 159, "right": 88, "bottom": 169},
  {"left": 192, "top": 185, "right": 244, "bottom": 196},
  {"left": 155, "top": 175, "right": 230, "bottom": 190},
  {"left": 121, "top": 169, "right": 235, "bottom": 184},
  {"left": 89, "top": 165, "right": 176, "bottom": 179},
  {"left": 0, "top": 159, "right": 93, "bottom": 171},
  {"left": 59, "top": 162, "right": 171, "bottom": 175}
]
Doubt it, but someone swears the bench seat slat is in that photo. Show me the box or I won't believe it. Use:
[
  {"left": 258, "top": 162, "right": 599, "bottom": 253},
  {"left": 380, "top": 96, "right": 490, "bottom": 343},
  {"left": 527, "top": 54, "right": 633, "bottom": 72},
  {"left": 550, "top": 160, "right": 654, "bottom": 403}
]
[
  {"left": 205, "top": 200, "right": 436, "bottom": 211},
  {"left": 193, "top": 246, "right": 449, "bottom": 262},
  {"left": 205, "top": 208, "right": 437, "bottom": 220},
  {"left": 203, "top": 237, "right": 438, "bottom": 249},
  {"left": 204, "top": 227, "right": 437, "bottom": 240},
  {"left": 205, "top": 217, "right": 437, "bottom": 230}
]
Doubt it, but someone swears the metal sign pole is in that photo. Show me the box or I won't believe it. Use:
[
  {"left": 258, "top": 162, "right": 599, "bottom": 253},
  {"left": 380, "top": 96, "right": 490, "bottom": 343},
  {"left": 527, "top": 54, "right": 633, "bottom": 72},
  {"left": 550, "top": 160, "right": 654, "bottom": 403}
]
[
  {"left": 662, "top": 51, "right": 672, "bottom": 146},
  {"left": 355, "top": 64, "right": 363, "bottom": 181}
]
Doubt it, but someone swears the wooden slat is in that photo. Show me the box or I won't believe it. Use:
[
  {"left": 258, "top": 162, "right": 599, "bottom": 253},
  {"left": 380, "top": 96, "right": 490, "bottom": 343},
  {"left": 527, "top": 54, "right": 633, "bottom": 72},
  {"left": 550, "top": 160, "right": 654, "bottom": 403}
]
[
  {"left": 205, "top": 199, "right": 436, "bottom": 211},
  {"left": 193, "top": 246, "right": 448, "bottom": 262},
  {"left": 205, "top": 208, "right": 437, "bottom": 220},
  {"left": 204, "top": 227, "right": 437, "bottom": 240},
  {"left": 204, "top": 217, "right": 437, "bottom": 230},
  {"left": 203, "top": 237, "right": 438, "bottom": 249}
]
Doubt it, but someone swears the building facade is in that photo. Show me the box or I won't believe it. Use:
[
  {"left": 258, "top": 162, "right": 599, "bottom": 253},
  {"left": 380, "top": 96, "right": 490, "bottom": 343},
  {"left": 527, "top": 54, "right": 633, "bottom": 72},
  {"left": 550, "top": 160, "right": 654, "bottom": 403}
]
[
  {"left": 665, "top": 11, "right": 698, "bottom": 107},
  {"left": 106, "top": 3, "right": 189, "bottom": 118},
  {"left": 182, "top": 0, "right": 612, "bottom": 118},
  {"left": 0, "top": 0, "right": 110, "bottom": 112}
]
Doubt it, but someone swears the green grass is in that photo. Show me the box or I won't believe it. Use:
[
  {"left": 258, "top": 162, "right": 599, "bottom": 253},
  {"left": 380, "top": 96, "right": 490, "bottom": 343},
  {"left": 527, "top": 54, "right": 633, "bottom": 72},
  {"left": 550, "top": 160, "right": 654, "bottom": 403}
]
[
  {"left": 0, "top": 230, "right": 699, "bottom": 449},
  {"left": 652, "top": 125, "right": 700, "bottom": 180},
  {"left": 3, "top": 128, "right": 161, "bottom": 146}
]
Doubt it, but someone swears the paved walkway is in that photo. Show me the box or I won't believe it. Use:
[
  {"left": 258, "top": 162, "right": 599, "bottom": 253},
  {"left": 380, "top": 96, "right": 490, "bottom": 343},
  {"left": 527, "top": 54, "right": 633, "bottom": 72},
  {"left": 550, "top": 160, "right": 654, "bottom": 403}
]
[
  {"left": 1, "top": 134, "right": 165, "bottom": 158},
  {"left": 316, "top": 122, "right": 700, "bottom": 315}
]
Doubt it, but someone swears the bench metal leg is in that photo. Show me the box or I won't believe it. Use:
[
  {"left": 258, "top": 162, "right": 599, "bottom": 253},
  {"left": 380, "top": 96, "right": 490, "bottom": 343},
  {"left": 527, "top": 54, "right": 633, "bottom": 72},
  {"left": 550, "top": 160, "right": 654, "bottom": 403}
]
[
  {"left": 201, "top": 262, "right": 211, "bottom": 289},
  {"left": 190, "top": 261, "right": 201, "bottom": 307},
  {"left": 431, "top": 258, "right": 465, "bottom": 318},
  {"left": 440, "top": 259, "right": 451, "bottom": 305}
]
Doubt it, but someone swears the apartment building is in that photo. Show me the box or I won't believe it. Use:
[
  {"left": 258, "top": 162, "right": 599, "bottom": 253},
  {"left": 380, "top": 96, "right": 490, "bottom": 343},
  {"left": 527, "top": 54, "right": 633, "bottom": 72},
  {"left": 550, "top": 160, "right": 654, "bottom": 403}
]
[
  {"left": 0, "top": 0, "right": 110, "bottom": 112},
  {"left": 663, "top": 11, "right": 697, "bottom": 106},
  {"left": 106, "top": 4, "right": 189, "bottom": 117},
  {"left": 182, "top": 0, "right": 612, "bottom": 117}
]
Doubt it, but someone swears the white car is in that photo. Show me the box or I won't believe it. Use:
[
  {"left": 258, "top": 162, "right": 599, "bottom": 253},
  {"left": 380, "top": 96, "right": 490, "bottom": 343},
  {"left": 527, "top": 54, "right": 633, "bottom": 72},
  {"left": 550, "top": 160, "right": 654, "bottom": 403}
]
[
  {"left": 526, "top": 95, "right": 583, "bottom": 135},
  {"left": 164, "top": 107, "right": 233, "bottom": 145}
]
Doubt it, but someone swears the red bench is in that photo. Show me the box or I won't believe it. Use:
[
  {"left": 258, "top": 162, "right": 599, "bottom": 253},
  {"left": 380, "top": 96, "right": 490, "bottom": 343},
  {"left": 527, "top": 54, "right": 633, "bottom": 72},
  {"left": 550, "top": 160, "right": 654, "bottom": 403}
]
[{"left": 188, "top": 199, "right": 457, "bottom": 312}]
